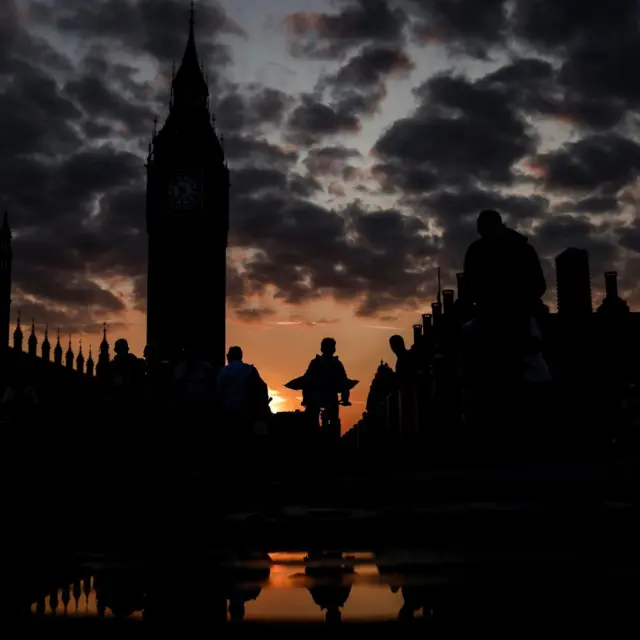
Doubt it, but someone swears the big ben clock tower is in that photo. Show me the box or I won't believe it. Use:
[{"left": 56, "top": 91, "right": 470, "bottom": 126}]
[{"left": 145, "top": 2, "right": 230, "bottom": 368}]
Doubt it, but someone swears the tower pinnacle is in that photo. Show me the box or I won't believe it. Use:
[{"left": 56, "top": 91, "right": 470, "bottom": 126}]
[{"left": 171, "top": 0, "right": 208, "bottom": 112}]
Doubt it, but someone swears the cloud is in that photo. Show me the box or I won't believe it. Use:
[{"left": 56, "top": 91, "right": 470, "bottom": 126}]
[
  {"left": 317, "top": 45, "right": 415, "bottom": 118},
  {"left": 234, "top": 307, "right": 276, "bottom": 323},
  {"left": 534, "top": 134, "right": 640, "bottom": 195},
  {"left": 403, "top": 0, "right": 509, "bottom": 57},
  {"left": 285, "top": 94, "right": 361, "bottom": 146},
  {"left": 282, "top": 0, "right": 408, "bottom": 60},
  {"left": 303, "top": 146, "right": 362, "bottom": 178},
  {"left": 231, "top": 199, "right": 440, "bottom": 316},
  {"left": 5, "top": 0, "right": 640, "bottom": 339}
]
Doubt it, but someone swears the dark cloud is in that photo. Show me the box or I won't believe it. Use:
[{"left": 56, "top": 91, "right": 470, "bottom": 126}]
[
  {"left": 285, "top": 94, "right": 361, "bottom": 146},
  {"left": 223, "top": 135, "right": 298, "bottom": 168},
  {"left": 512, "top": 0, "right": 640, "bottom": 130},
  {"left": 373, "top": 72, "right": 537, "bottom": 195},
  {"left": 318, "top": 45, "right": 414, "bottom": 118},
  {"left": 32, "top": 0, "right": 243, "bottom": 71},
  {"left": 424, "top": 187, "right": 549, "bottom": 225},
  {"left": 231, "top": 197, "right": 439, "bottom": 316},
  {"left": 64, "top": 75, "right": 156, "bottom": 140},
  {"left": 533, "top": 215, "right": 620, "bottom": 277},
  {"left": 403, "top": 0, "right": 508, "bottom": 58},
  {"left": 10, "top": 296, "right": 126, "bottom": 339},
  {"left": 234, "top": 307, "right": 276, "bottom": 323},
  {"left": 535, "top": 134, "right": 640, "bottom": 195},
  {"left": 282, "top": 0, "right": 408, "bottom": 60},
  {"left": 555, "top": 194, "right": 620, "bottom": 216},
  {"left": 214, "top": 85, "right": 295, "bottom": 135},
  {"left": 303, "top": 146, "right": 362, "bottom": 178},
  {"left": 512, "top": 0, "right": 638, "bottom": 54}
]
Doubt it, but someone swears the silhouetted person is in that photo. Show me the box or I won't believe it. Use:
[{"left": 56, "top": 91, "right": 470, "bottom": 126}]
[
  {"left": 389, "top": 335, "right": 418, "bottom": 381},
  {"left": 216, "top": 347, "right": 270, "bottom": 491},
  {"left": 217, "top": 346, "right": 269, "bottom": 434},
  {"left": 104, "top": 338, "right": 145, "bottom": 464},
  {"left": 108, "top": 338, "right": 145, "bottom": 408},
  {"left": 464, "top": 210, "right": 546, "bottom": 343},
  {"left": 463, "top": 211, "right": 547, "bottom": 393},
  {"left": 303, "top": 338, "right": 351, "bottom": 441}
]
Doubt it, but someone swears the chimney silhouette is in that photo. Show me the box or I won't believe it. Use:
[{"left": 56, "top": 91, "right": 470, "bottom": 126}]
[
  {"left": 604, "top": 271, "right": 618, "bottom": 298},
  {"left": 422, "top": 313, "right": 432, "bottom": 336},
  {"left": 597, "top": 270, "right": 629, "bottom": 315},
  {"left": 442, "top": 289, "right": 455, "bottom": 314},
  {"left": 412, "top": 324, "right": 422, "bottom": 346}
]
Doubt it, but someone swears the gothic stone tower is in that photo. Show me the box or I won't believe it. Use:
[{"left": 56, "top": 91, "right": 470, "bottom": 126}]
[
  {"left": 145, "top": 6, "right": 230, "bottom": 368},
  {"left": 0, "top": 211, "right": 12, "bottom": 350}
]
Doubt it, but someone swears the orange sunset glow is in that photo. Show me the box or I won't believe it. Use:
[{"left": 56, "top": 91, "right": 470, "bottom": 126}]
[
  {"left": 88, "top": 293, "right": 415, "bottom": 431},
  {"left": 32, "top": 553, "right": 406, "bottom": 622}
]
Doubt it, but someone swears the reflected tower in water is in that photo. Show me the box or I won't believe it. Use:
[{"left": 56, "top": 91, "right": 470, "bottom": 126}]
[{"left": 304, "top": 552, "right": 355, "bottom": 624}]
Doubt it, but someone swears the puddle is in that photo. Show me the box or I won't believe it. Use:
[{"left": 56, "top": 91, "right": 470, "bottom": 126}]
[{"left": 26, "top": 548, "right": 640, "bottom": 624}]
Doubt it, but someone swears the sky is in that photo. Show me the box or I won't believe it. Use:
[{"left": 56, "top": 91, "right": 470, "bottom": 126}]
[{"left": 3, "top": 0, "right": 640, "bottom": 429}]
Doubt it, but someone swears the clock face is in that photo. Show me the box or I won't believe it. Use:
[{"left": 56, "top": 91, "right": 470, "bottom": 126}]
[{"left": 167, "top": 176, "right": 199, "bottom": 210}]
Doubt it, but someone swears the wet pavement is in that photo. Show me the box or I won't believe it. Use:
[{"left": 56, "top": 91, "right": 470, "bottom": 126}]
[{"left": 5, "top": 540, "right": 640, "bottom": 633}]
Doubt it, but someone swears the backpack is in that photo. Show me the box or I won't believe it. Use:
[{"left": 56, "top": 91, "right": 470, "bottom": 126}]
[{"left": 245, "top": 366, "right": 270, "bottom": 420}]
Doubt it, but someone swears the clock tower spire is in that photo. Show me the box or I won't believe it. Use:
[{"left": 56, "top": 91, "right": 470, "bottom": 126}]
[{"left": 146, "top": 2, "right": 230, "bottom": 368}]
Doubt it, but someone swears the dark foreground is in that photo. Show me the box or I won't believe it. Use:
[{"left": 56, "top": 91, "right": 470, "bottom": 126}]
[{"left": 3, "top": 430, "right": 640, "bottom": 631}]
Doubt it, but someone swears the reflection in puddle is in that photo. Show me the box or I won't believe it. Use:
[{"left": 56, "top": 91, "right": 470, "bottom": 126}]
[
  {"left": 30, "top": 548, "right": 636, "bottom": 624},
  {"left": 30, "top": 552, "right": 406, "bottom": 622}
]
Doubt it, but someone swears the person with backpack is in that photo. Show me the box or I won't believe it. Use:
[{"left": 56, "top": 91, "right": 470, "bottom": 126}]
[
  {"left": 216, "top": 346, "right": 271, "bottom": 491},
  {"left": 216, "top": 346, "right": 269, "bottom": 435},
  {"left": 303, "top": 338, "right": 352, "bottom": 441}
]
